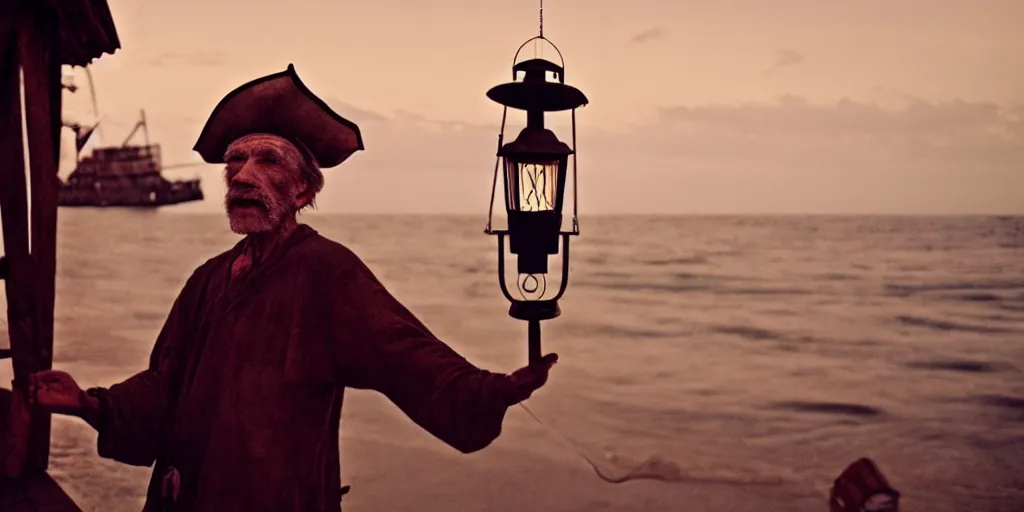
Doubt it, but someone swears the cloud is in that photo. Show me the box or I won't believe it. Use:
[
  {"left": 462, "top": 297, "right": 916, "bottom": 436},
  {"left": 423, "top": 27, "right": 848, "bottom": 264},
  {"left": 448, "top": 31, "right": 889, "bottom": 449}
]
[
  {"left": 322, "top": 95, "right": 1021, "bottom": 170},
  {"left": 146, "top": 51, "right": 226, "bottom": 68},
  {"left": 322, "top": 97, "right": 389, "bottom": 124},
  {"left": 332, "top": 96, "right": 1022, "bottom": 213},
  {"left": 127, "top": 94, "right": 1024, "bottom": 214},
  {"left": 159, "top": 94, "right": 1024, "bottom": 174},
  {"left": 629, "top": 27, "right": 666, "bottom": 44},
  {"left": 763, "top": 49, "right": 805, "bottom": 75},
  {"left": 644, "top": 95, "right": 1023, "bottom": 167}
]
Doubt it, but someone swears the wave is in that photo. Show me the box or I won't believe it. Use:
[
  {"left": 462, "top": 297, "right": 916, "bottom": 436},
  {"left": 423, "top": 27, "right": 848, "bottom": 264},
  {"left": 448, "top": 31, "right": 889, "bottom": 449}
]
[
  {"left": 712, "top": 325, "right": 782, "bottom": 341},
  {"left": 885, "top": 280, "right": 1024, "bottom": 297},
  {"left": 642, "top": 256, "right": 710, "bottom": 266},
  {"left": 895, "top": 315, "right": 1016, "bottom": 334},
  {"left": 577, "top": 280, "right": 814, "bottom": 297},
  {"left": 904, "top": 359, "right": 1010, "bottom": 374},
  {"left": 767, "top": 401, "right": 886, "bottom": 418},
  {"left": 973, "top": 394, "right": 1024, "bottom": 412}
]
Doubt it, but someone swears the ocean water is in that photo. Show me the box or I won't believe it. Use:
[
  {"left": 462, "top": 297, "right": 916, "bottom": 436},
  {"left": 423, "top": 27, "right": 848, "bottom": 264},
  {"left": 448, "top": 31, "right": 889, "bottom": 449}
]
[{"left": 2, "top": 211, "right": 1023, "bottom": 511}]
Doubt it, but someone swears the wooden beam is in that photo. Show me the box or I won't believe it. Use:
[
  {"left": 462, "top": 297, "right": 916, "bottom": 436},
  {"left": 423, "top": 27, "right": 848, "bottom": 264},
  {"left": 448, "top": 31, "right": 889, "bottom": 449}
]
[
  {"left": 0, "top": 469, "right": 82, "bottom": 512},
  {"left": 0, "top": 388, "right": 9, "bottom": 464},
  {"left": 0, "top": 0, "right": 35, "bottom": 480},
  {"left": 18, "top": 0, "right": 62, "bottom": 474}
]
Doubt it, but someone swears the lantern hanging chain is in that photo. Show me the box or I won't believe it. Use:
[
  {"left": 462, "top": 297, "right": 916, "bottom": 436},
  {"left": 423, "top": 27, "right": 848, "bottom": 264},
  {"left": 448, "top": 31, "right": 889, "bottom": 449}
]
[
  {"left": 539, "top": 0, "right": 544, "bottom": 38},
  {"left": 571, "top": 108, "right": 580, "bottom": 234},
  {"left": 486, "top": 106, "right": 509, "bottom": 234}
]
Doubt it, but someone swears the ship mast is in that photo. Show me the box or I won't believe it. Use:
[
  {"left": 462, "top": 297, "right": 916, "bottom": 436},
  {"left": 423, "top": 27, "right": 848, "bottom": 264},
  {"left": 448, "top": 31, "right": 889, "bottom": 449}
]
[
  {"left": 60, "top": 67, "right": 102, "bottom": 162},
  {"left": 83, "top": 66, "right": 101, "bottom": 142},
  {"left": 119, "top": 109, "right": 149, "bottom": 147}
]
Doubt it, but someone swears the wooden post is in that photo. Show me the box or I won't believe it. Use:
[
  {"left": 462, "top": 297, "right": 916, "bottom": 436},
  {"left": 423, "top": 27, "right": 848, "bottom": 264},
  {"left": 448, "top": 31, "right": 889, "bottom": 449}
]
[
  {"left": 0, "top": 0, "right": 34, "bottom": 479},
  {"left": 0, "top": 0, "right": 61, "bottom": 477},
  {"left": 18, "top": 0, "right": 61, "bottom": 473},
  {"left": 0, "top": 0, "right": 116, "bottom": 507}
]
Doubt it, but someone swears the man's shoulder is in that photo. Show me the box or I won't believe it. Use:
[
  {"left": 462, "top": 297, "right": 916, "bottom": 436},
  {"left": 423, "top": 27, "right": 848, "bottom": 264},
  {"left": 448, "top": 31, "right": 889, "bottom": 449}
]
[
  {"left": 194, "top": 247, "right": 235, "bottom": 275},
  {"left": 290, "top": 228, "right": 378, "bottom": 283},
  {"left": 178, "top": 251, "right": 230, "bottom": 292},
  {"left": 178, "top": 226, "right": 374, "bottom": 286},
  {"left": 297, "top": 230, "right": 363, "bottom": 265},
  {"left": 180, "top": 235, "right": 246, "bottom": 285}
]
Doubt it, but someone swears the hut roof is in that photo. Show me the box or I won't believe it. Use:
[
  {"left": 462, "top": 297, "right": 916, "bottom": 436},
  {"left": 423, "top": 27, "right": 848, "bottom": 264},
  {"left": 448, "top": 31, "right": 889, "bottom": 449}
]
[{"left": 47, "top": 0, "right": 121, "bottom": 66}]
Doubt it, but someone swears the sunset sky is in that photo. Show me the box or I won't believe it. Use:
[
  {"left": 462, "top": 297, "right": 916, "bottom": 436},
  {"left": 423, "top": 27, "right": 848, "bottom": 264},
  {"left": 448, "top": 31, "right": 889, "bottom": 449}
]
[{"left": 61, "top": 0, "right": 1023, "bottom": 214}]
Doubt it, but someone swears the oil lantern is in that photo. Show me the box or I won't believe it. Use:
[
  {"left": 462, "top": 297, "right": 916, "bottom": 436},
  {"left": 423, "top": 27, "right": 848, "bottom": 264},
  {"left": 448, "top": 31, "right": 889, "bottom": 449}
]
[{"left": 484, "top": 18, "right": 588, "bottom": 365}]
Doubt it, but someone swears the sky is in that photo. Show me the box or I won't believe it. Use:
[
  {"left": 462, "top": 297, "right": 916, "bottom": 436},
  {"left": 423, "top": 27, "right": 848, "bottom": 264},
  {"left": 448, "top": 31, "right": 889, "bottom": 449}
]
[{"left": 59, "top": 0, "right": 1024, "bottom": 214}]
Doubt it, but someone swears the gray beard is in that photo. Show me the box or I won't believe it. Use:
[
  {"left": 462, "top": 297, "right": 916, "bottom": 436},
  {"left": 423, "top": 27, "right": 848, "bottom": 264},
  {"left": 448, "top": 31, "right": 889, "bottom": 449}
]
[
  {"left": 229, "top": 214, "right": 276, "bottom": 234},
  {"left": 226, "top": 199, "right": 289, "bottom": 234}
]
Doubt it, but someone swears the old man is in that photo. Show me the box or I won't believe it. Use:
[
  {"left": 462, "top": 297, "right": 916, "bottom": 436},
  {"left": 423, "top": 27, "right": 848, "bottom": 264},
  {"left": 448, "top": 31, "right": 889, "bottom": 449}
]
[{"left": 28, "top": 65, "right": 557, "bottom": 511}]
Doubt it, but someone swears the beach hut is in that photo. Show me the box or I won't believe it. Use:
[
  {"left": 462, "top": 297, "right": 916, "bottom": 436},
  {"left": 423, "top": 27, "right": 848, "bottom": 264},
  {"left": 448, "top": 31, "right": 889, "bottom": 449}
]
[{"left": 0, "top": 0, "right": 120, "bottom": 509}]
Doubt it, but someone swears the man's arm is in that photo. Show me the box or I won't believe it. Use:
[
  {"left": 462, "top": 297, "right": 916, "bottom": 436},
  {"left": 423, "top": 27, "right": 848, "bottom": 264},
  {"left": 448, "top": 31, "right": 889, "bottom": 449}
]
[
  {"left": 90, "top": 268, "right": 209, "bottom": 466},
  {"left": 78, "top": 392, "right": 101, "bottom": 430},
  {"left": 323, "top": 261, "right": 555, "bottom": 453},
  {"left": 30, "top": 269, "right": 205, "bottom": 466}
]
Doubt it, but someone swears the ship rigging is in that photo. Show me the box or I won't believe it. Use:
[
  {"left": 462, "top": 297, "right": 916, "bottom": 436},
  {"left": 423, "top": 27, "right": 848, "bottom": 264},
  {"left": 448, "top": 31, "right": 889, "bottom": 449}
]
[{"left": 58, "top": 68, "right": 204, "bottom": 208}]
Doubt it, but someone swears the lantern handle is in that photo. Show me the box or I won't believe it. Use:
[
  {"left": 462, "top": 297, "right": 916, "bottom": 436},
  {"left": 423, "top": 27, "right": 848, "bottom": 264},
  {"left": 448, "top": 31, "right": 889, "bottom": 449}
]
[
  {"left": 485, "top": 106, "right": 508, "bottom": 235},
  {"left": 512, "top": 36, "right": 567, "bottom": 83},
  {"left": 570, "top": 108, "right": 580, "bottom": 234}
]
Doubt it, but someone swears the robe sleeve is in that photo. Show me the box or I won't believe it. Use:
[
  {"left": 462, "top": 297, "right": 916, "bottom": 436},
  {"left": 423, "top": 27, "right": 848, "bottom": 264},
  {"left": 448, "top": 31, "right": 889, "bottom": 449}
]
[
  {"left": 91, "top": 269, "right": 205, "bottom": 466},
  {"left": 325, "top": 261, "right": 516, "bottom": 454}
]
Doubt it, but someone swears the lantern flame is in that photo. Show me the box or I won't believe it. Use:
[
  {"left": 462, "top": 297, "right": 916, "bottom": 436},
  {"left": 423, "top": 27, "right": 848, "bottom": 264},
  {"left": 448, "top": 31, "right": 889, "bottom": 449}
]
[{"left": 506, "top": 161, "right": 559, "bottom": 212}]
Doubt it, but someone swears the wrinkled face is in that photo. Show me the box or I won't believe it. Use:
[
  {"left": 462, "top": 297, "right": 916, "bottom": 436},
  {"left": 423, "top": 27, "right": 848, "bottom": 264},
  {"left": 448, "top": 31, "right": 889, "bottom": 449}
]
[{"left": 223, "top": 134, "right": 309, "bottom": 234}]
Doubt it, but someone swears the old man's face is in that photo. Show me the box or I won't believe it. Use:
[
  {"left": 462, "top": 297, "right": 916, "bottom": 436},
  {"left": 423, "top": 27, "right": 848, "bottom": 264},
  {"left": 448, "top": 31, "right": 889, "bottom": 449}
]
[{"left": 222, "top": 134, "right": 310, "bottom": 234}]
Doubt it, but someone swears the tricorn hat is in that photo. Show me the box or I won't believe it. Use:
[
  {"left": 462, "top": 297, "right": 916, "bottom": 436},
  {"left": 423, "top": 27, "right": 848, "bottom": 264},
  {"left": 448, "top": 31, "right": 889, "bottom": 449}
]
[{"left": 193, "top": 64, "right": 364, "bottom": 168}]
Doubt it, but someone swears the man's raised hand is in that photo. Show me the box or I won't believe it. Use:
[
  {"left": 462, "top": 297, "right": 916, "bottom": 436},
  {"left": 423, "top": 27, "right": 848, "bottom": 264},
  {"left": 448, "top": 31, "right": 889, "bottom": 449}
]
[{"left": 504, "top": 353, "right": 558, "bottom": 406}]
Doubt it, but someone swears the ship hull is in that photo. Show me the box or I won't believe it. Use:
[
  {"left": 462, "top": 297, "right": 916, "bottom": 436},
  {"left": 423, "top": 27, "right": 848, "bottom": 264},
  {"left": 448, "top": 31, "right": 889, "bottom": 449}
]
[
  {"left": 59, "top": 143, "right": 205, "bottom": 208},
  {"left": 58, "top": 182, "right": 204, "bottom": 207}
]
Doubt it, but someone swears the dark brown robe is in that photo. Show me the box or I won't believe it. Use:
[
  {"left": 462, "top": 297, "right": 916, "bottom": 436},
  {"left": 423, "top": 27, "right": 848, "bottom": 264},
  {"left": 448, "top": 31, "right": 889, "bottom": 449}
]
[{"left": 90, "top": 225, "right": 516, "bottom": 511}]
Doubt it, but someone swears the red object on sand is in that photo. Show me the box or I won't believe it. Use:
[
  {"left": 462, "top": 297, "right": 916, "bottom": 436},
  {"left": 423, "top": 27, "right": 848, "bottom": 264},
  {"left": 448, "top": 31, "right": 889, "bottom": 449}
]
[{"left": 829, "top": 458, "right": 901, "bottom": 512}]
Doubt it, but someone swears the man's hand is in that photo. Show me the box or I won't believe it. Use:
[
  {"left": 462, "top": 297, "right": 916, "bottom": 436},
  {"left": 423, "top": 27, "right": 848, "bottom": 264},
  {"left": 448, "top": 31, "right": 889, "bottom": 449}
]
[
  {"left": 504, "top": 353, "right": 558, "bottom": 406},
  {"left": 28, "top": 370, "right": 85, "bottom": 416}
]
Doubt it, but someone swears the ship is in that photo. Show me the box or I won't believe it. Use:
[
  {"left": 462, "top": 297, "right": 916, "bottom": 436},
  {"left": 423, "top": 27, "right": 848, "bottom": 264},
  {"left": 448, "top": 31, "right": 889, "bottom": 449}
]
[{"left": 59, "top": 109, "right": 204, "bottom": 207}]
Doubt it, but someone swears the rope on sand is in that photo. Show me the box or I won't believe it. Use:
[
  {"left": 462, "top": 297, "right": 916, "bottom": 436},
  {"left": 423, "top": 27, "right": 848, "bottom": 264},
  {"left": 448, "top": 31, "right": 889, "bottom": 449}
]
[{"left": 517, "top": 403, "right": 805, "bottom": 489}]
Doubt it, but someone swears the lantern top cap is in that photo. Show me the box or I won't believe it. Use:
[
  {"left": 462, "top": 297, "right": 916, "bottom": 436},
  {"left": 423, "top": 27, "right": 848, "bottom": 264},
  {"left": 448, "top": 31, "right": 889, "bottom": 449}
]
[
  {"left": 488, "top": 35, "right": 588, "bottom": 112},
  {"left": 513, "top": 58, "right": 563, "bottom": 81},
  {"left": 486, "top": 82, "right": 588, "bottom": 112}
]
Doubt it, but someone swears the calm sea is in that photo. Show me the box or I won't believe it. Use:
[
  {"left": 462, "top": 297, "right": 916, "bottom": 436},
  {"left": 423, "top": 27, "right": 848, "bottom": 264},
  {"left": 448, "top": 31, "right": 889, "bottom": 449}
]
[{"left": 2, "top": 211, "right": 1022, "bottom": 511}]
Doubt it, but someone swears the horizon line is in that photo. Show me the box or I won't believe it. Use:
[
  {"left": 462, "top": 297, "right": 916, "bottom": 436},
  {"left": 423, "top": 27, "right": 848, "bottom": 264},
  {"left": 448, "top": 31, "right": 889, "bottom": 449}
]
[{"left": 140, "top": 211, "right": 1024, "bottom": 217}]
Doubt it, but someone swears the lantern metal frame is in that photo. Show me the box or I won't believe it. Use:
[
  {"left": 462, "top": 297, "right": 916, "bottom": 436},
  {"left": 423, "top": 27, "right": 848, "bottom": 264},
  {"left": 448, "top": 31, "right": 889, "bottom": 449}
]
[{"left": 484, "top": 34, "right": 587, "bottom": 365}]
